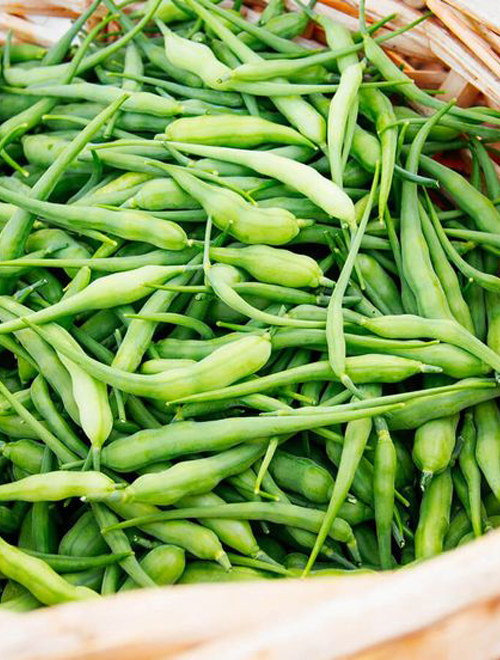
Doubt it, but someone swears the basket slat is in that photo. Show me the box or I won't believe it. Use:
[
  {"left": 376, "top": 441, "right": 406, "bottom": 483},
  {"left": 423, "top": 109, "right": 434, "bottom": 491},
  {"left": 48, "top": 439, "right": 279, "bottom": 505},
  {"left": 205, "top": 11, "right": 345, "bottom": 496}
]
[
  {"left": 0, "top": 1, "right": 86, "bottom": 15},
  {"left": 441, "top": 0, "right": 500, "bottom": 36},
  {"left": 170, "top": 529, "right": 500, "bottom": 660},
  {"left": 1, "top": 530, "right": 500, "bottom": 659},
  {"left": 427, "top": 0, "right": 500, "bottom": 80},
  {"left": 0, "top": 12, "right": 57, "bottom": 45}
]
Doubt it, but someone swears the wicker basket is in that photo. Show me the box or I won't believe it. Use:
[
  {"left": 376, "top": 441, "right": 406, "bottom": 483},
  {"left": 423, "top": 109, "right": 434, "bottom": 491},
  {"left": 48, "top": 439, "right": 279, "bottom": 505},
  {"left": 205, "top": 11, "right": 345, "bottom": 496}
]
[
  {"left": 1, "top": 530, "right": 500, "bottom": 659},
  {"left": 0, "top": 1, "right": 500, "bottom": 657}
]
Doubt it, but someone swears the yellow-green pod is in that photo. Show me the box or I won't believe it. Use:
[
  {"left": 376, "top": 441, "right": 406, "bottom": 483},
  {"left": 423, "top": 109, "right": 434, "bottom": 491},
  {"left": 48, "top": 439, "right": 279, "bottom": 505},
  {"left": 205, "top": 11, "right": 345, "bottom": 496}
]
[
  {"left": 269, "top": 450, "right": 333, "bottom": 503},
  {"left": 0, "top": 537, "right": 98, "bottom": 605},
  {"left": 168, "top": 333, "right": 272, "bottom": 400},
  {"left": 128, "top": 177, "right": 200, "bottom": 211},
  {"left": 163, "top": 115, "right": 314, "bottom": 148},
  {"left": 162, "top": 28, "right": 230, "bottom": 89},
  {"left": 75, "top": 172, "right": 154, "bottom": 207},
  {"left": 120, "top": 545, "right": 185, "bottom": 590},
  {"left": 179, "top": 561, "right": 273, "bottom": 583},
  {"left": 140, "top": 358, "right": 197, "bottom": 374},
  {"left": 0, "top": 471, "right": 116, "bottom": 502},
  {"left": 415, "top": 469, "right": 453, "bottom": 560},
  {"left": 167, "top": 166, "right": 303, "bottom": 245},
  {"left": 413, "top": 414, "right": 459, "bottom": 486},
  {"left": 143, "top": 0, "right": 188, "bottom": 21},
  {"left": 209, "top": 245, "right": 325, "bottom": 288},
  {"left": 58, "top": 354, "right": 113, "bottom": 457}
]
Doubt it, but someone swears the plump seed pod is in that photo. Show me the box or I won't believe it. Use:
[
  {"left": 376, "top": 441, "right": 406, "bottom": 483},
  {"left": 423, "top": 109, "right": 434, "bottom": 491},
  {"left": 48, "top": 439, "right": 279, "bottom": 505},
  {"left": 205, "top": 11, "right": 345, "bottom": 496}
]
[
  {"left": 59, "top": 511, "right": 109, "bottom": 557},
  {"left": 0, "top": 265, "right": 195, "bottom": 334},
  {"left": 27, "top": 324, "right": 273, "bottom": 402},
  {"left": 0, "top": 472, "right": 116, "bottom": 502},
  {"left": 162, "top": 115, "right": 314, "bottom": 148},
  {"left": 127, "top": 177, "right": 200, "bottom": 211},
  {"left": 269, "top": 450, "right": 334, "bottom": 503},
  {"left": 0, "top": 186, "right": 189, "bottom": 251},
  {"left": 0, "top": 537, "right": 98, "bottom": 605},
  {"left": 111, "top": 442, "right": 267, "bottom": 505},
  {"left": 209, "top": 245, "right": 326, "bottom": 288},
  {"left": 120, "top": 545, "right": 185, "bottom": 590},
  {"left": 413, "top": 414, "right": 459, "bottom": 486},
  {"left": 165, "top": 165, "right": 304, "bottom": 245}
]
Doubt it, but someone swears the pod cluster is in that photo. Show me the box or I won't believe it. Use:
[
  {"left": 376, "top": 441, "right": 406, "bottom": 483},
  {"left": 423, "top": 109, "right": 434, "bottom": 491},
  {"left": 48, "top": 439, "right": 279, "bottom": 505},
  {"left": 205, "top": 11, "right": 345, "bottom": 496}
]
[{"left": 0, "top": 0, "right": 499, "bottom": 607}]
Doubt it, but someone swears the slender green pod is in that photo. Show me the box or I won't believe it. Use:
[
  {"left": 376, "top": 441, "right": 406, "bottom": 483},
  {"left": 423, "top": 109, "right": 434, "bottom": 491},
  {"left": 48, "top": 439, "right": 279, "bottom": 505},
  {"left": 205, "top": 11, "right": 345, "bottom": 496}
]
[
  {"left": 458, "top": 411, "right": 483, "bottom": 537},
  {"left": 415, "top": 469, "right": 453, "bottom": 560},
  {"left": 107, "top": 500, "right": 231, "bottom": 568},
  {"left": 26, "top": 324, "right": 272, "bottom": 401},
  {"left": 164, "top": 141, "right": 355, "bottom": 227},
  {"left": 163, "top": 115, "right": 314, "bottom": 148},
  {"left": 208, "top": 245, "right": 326, "bottom": 288},
  {"left": 355, "top": 254, "right": 402, "bottom": 315},
  {"left": 0, "top": 186, "right": 189, "bottom": 251},
  {"left": 91, "top": 503, "right": 157, "bottom": 588},
  {"left": 387, "top": 381, "right": 499, "bottom": 431},
  {"left": 0, "top": 266, "right": 195, "bottom": 334},
  {"left": 475, "top": 400, "right": 500, "bottom": 502},
  {"left": 58, "top": 353, "right": 112, "bottom": 467},
  {"left": 327, "top": 62, "right": 363, "bottom": 187},
  {"left": 108, "top": 442, "right": 268, "bottom": 505},
  {"left": 419, "top": 201, "right": 474, "bottom": 332},
  {"left": 159, "top": 354, "right": 441, "bottom": 405},
  {"left": 101, "top": 501, "right": 360, "bottom": 561},
  {"left": 304, "top": 384, "right": 379, "bottom": 573},
  {"left": 352, "top": 312, "right": 500, "bottom": 375},
  {"left": 420, "top": 155, "right": 500, "bottom": 234},
  {"left": 374, "top": 419, "right": 397, "bottom": 569},
  {"left": 21, "top": 83, "right": 183, "bottom": 117},
  {"left": 0, "top": 472, "right": 116, "bottom": 502},
  {"left": 30, "top": 376, "right": 88, "bottom": 458},
  {"left": 400, "top": 105, "right": 455, "bottom": 321},
  {"left": 0, "top": 537, "right": 98, "bottom": 605},
  {"left": 100, "top": 399, "right": 401, "bottom": 472},
  {"left": 326, "top": 161, "right": 379, "bottom": 394},
  {"left": 177, "top": 492, "right": 263, "bottom": 559}
]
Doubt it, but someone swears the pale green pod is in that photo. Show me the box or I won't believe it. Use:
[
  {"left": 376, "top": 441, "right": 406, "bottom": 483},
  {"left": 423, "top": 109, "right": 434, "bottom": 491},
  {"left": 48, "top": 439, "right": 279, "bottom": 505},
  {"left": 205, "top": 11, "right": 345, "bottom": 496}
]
[
  {"left": 163, "top": 115, "right": 314, "bottom": 148},
  {"left": 209, "top": 245, "right": 325, "bottom": 288},
  {"left": 58, "top": 354, "right": 113, "bottom": 452},
  {"left": 129, "top": 177, "right": 200, "bottom": 211}
]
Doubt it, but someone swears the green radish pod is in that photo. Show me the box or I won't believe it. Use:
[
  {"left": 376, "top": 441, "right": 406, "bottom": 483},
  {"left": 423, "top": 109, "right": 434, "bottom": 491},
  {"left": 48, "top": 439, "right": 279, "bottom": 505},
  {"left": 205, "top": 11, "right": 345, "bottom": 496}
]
[
  {"left": 208, "top": 245, "right": 326, "bottom": 288},
  {"left": 415, "top": 469, "right": 453, "bottom": 560},
  {"left": 0, "top": 537, "right": 98, "bottom": 605},
  {"left": 0, "top": 265, "right": 196, "bottom": 335},
  {"left": 163, "top": 115, "right": 314, "bottom": 148},
  {"left": 0, "top": 186, "right": 189, "bottom": 251},
  {"left": 413, "top": 414, "right": 459, "bottom": 486},
  {"left": 119, "top": 545, "right": 185, "bottom": 590}
]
